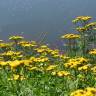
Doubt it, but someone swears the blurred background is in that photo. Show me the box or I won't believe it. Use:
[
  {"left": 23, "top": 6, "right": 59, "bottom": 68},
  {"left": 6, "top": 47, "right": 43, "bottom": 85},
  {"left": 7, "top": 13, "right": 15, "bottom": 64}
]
[{"left": 0, "top": 0, "right": 96, "bottom": 47}]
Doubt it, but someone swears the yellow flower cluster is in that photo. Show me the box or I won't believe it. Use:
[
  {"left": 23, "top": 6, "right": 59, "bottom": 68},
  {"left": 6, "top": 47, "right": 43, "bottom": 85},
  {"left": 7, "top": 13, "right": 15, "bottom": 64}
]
[
  {"left": 40, "top": 45, "right": 48, "bottom": 48},
  {"left": 0, "top": 61, "right": 8, "bottom": 66},
  {"left": 35, "top": 45, "right": 69, "bottom": 59},
  {"left": 91, "top": 66, "right": 96, "bottom": 74},
  {"left": 78, "top": 64, "right": 90, "bottom": 72},
  {"left": 0, "top": 43, "right": 11, "bottom": 48},
  {"left": 57, "top": 71, "right": 70, "bottom": 77},
  {"left": 18, "top": 41, "right": 37, "bottom": 47},
  {"left": 89, "top": 49, "right": 96, "bottom": 55},
  {"left": 59, "top": 54, "right": 70, "bottom": 60},
  {"left": 35, "top": 48, "right": 47, "bottom": 53},
  {"left": 61, "top": 34, "right": 80, "bottom": 39},
  {"left": 8, "top": 74, "right": 26, "bottom": 81},
  {"left": 0, "top": 33, "right": 95, "bottom": 95},
  {"left": 20, "top": 59, "right": 33, "bottom": 66},
  {"left": 0, "top": 51, "right": 23, "bottom": 60},
  {"left": 76, "top": 23, "right": 96, "bottom": 32},
  {"left": 52, "top": 70, "right": 70, "bottom": 77},
  {"left": 35, "top": 46, "right": 61, "bottom": 58},
  {"left": 30, "top": 57, "right": 49, "bottom": 63},
  {"left": 64, "top": 57, "right": 88, "bottom": 69},
  {"left": 70, "top": 87, "right": 96, "bottom": 96},
  {"left": 9, "top": 35, "right": 24, "bottom": 41},
  {"left": 72, "top": 16, "right": 92, "bottom": 23},
  {"left": 86, "top": 22, "right": 96, "bottom": 28},
  {"left": 46, "top": 65, "right": 57, "bottom": 71},
  {"left": 34, "top": 45, "right": 51, "bottom": 53},
  {"left": 9, "top": 60, "right": 23, "bottom": 68},
  {"left": 0, "top": 56, "right": 49, "bottom": 69},
  {"left": 76, "top": 27, "right": 87, "bottom": 32},
  {"left": 50, "top": 49, "right": 59, "bottom": 55},
  {"left": 1, "top": 51, "right": 22, "bottom": 56}
]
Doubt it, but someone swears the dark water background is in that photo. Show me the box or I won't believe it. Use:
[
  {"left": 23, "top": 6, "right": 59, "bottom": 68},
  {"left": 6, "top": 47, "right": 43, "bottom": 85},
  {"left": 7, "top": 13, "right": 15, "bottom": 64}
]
[{"left": 0, "top": 0, "right": 96, "bottom": 47}]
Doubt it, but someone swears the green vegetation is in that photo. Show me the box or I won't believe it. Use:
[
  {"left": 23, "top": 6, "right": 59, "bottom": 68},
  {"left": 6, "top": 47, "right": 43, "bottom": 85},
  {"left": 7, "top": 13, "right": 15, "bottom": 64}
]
[{"left": 0, "top": 16, "right": 96, "bottom": 96}]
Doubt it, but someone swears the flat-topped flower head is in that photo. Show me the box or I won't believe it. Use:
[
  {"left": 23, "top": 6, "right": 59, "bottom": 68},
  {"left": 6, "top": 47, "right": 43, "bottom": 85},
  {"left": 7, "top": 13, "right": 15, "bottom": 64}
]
[
  {"left": 89, "top": 49, "right": 96, "bottom": 55},
  {"left": 70, "top": 89, "right": 86, "bottom": 96},
  {"left": 0, "top": 61, "right": 8, "bottom": 66},
  {"left": 9, "top": 35, "right": 24, "bottom": 41},
  {"left": 8, "top": 74, "right": 26, "bottom": 81},
  {"left": 77, "top": 16, "right": 92, "bottom": 21},
  {"left": 40, "top": 45, "right": 48, "bottom": 48},
  {"left": 70, "top": 87, "right": 96, "bottom": 96},
  {"left": 61, "top": 34, "right": 80, "bottom": 39},
  {"left": 64, "top": 57, "right": 88, "bottom": 69},
  {"left": 72, "top": 16, "right": 92, "bottom": 23},
  {"left": 78, "top": 64, "right": 90, "bottom": 72},
  {"left": 46, "top": 65, "right": 57, "bottom": 71},
  {"left": 57, "top": 70, "right": 70, "bottom": 77},
  {"left": 76, "top": 27, "right": 87, "bottom": 32},
  {"left": 91, "top": 66, "right": 96, "bottom": 73},
  {"left": 0, "top": 43, "right": 11, "bottom": 48},
  {"left": 8, "top": 60, "right": 23, "bottom": 68},
  {"left": 85, "top": 22, "right": 96, "bottom": 29},
  {"left": 18, "top": 41, "right": 37, "bottom": 47},
  {"left": 1, "top": 51, "right": 22, "bottom": 56}
]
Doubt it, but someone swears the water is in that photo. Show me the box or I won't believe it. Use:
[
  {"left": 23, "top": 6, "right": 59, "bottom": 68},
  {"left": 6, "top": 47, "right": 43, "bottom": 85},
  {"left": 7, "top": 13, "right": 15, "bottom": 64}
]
[{"left": 0, "top": 0, "right": 96, "bottom": 45}]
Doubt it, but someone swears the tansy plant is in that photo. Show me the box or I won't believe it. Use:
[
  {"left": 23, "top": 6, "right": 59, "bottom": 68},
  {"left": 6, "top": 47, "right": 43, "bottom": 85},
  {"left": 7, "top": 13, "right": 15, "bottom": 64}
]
[{"left": 61, "top": 16, "right": 96, "bottom": 56}]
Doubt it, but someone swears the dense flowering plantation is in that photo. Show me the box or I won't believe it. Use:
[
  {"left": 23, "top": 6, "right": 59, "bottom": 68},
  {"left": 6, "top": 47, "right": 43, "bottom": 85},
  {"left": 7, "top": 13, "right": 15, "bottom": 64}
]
[{"left": 0, "top": 16, "right": 96, "bottom": 96}]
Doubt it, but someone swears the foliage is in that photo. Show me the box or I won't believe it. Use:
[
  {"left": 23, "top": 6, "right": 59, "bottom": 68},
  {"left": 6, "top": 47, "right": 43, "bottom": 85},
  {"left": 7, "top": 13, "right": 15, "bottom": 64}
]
[{"left": 0, "top": 16, "right": 96, "bottom": 96}]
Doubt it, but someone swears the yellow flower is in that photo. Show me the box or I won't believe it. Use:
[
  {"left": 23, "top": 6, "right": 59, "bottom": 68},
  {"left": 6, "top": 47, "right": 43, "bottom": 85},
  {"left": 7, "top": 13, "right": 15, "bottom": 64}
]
[
  {"left": 86, "top": 22, "right": 96, "bottom": 28},
  {"left": 0, "top": 61, "right": 8, "bottom": 66},
  {"left": 78, "top": 65, "right": 90, "bottom": 71},
  {"left": 8, "top": 74, "right": 19, "bottom": 80},
  {"left": 86, "top": 87, "right": 96, "bottom": 93},
  {"left": 8, "top": 74, "right": 26, "bottom": 81},
  {"left": 20, "top": 42, "right": 37, "bottom": 47},
  {"left": 64, "top": 57, "right": 88, "bottom": 69},
  {"left": 35, "top": 48, "right": 46, "bottom": 53},
  {"left": 70, "top": 87, "right": 96, "bottom": 96},
  {"left": 46, "top": 65, "right": 57, "bottom": 71},
  {"left": 57, "top": 71, "right": 70, "bottom": 77},
  {"left": 9, "top": 60, "right": 22, "bottom": 68},
  {"left": 70, "top": 89, "right": 85, "bottom": 96},
  {"left": 91, "top": 66, "right": 96, "bottom": 73},
  {"left": 13, "top": 74, "right": 20, "bottom": 80},
  {"left": 61, "top": 34, "right": 80, "bottom": 39},
  {"left": 21, "top": 59, "right": 32, "bottom": 66},
  {"left": 0, "top": 43, "right": 11, "bottom": 48},
  {"left": 89, "top": 49, "right": 96, "bottom": 55},
  {"left": 1, "top": 51, "right": 22, "bottom": 57},
  {"left": 9, "top": 35, "right": 24, "bottom": 41},
  {"left": 40, "top": 45, "right": 48, "bottom": 48},
  {"left": 72, "top": 16, "right": 92, "bottom": 23},
  {"left": 31, "top": 57, "right": 49, "bottom": 63},
  {"left": 50, "top": 49, "right": 59, "bottom": 55},
  {"left": 85, "top": 87, "right": 96, "bottom": 96},
  {"left": 76, "top": 27, "right": 87, "bottom": 32}
]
